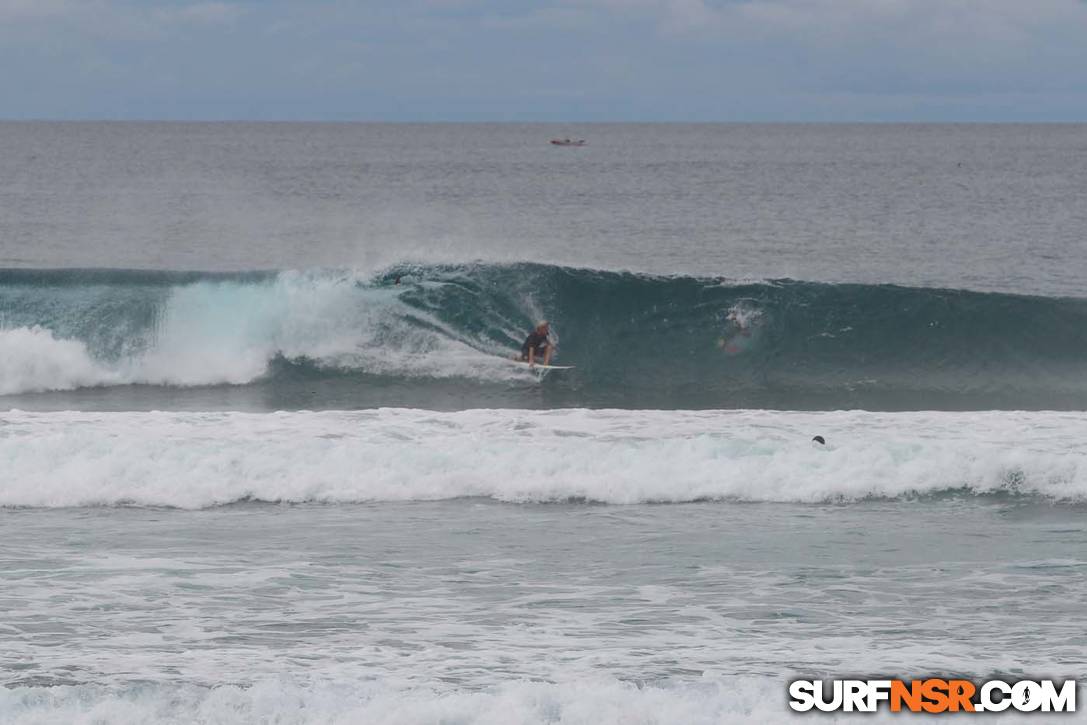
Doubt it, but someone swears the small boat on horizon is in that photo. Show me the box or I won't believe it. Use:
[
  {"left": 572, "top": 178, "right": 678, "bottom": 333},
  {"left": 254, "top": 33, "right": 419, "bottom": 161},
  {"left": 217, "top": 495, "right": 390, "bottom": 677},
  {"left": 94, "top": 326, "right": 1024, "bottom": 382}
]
[{"left": 550, "top": 138, "right": 586, "bottom": 146}]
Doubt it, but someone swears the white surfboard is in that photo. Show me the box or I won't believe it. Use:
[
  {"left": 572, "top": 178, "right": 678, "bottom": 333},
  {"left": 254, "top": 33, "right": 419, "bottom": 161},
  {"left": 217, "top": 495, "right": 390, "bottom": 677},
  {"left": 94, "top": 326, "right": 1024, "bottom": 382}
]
[{"left": 509, "top": 359, "right": 575, "bottom": 371}]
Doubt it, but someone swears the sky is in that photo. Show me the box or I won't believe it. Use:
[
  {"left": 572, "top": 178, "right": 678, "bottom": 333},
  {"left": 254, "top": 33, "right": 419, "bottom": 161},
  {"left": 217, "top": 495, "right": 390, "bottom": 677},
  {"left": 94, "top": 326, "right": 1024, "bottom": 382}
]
[{"left": 1, "top": 0, "right": 1086, "bottom": 121}]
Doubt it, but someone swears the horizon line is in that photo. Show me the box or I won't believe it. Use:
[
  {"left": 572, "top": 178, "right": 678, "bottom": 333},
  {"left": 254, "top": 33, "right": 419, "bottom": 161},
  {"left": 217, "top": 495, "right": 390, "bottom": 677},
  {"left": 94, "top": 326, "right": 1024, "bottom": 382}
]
[{"left": 2, "top": 118, "right": 1086, "bottom": 125}]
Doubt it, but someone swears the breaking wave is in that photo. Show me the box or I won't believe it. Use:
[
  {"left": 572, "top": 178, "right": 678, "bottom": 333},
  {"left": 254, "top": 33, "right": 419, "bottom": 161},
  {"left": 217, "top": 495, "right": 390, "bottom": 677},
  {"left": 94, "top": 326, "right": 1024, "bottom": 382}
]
[{"left": 1, "top": 264, "right": 1086, "bottom": 409}]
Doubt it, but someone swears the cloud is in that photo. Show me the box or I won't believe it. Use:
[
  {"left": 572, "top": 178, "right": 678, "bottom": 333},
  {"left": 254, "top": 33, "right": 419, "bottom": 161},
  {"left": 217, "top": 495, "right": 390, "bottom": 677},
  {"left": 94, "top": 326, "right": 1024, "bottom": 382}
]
[
  {"left": 0, "top": 0, "right": 243, "bottom": 32},
  {"left": 0, "top": 0, "right": 75, "bottom": 21},
  {"left": 573, "top": 0, "right": 1087, "bottom": 95},
  {"left": 581, "top": 0, "right": 1087, "bottom": 43},
  {"left": 156, "top": 2, "right": 244, "bottom": 26},
  {"left": 0, "top": 0, "right": 1085, "bottom": 119}
]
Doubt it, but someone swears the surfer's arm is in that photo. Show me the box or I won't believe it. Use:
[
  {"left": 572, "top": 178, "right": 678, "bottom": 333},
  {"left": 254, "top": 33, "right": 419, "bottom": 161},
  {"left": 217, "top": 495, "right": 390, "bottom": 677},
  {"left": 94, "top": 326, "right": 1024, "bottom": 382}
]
[
  {"left": 527, "top": 348, "right": 536, "bottom": 367},
  {"left": 543, "top": 344, "right": 553, "bottom": 365}
]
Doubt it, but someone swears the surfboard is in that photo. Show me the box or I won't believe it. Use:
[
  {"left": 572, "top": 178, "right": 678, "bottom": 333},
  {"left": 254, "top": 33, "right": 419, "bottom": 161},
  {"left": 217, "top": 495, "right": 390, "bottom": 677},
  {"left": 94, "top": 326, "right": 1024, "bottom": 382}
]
[{"left": 509, "top": 359, "right": 575, "bottom": 371}]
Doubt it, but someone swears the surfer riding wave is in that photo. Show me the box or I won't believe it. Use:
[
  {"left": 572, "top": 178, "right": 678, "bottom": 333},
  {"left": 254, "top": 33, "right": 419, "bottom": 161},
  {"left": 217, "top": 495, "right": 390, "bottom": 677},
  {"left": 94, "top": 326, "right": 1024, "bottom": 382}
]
[{"left": 517, "top": 321, "right": 553, "bottom": 367}]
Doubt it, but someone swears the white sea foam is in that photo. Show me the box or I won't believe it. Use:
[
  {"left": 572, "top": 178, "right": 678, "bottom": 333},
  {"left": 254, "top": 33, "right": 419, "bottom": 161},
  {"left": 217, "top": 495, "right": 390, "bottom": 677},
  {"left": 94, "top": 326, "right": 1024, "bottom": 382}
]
[
  {"left": 1, "top": 409, "right": 1085, "bottom": 508},
  {"left": 0, "top": 271, "right": 524, "bottom": 394},
  {"left": 0, "top": 326, "right": 120, "bottom": 395},
  {"left": 5, "top": 676, "right": 1031, "bottom": 725}
]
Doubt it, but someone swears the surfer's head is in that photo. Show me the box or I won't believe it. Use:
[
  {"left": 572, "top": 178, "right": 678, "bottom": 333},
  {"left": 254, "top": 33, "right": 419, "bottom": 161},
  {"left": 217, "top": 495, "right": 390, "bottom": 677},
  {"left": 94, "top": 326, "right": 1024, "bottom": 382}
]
[{"left": 536, "top": 320, "right": 549, "bottom": 333}]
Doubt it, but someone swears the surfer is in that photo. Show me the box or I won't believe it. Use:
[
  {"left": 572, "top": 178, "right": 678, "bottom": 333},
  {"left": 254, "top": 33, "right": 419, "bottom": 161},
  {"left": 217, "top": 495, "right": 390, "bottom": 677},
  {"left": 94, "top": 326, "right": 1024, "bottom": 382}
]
[{"left": 519, "top": 321, "right": 553, "bottom": 367}]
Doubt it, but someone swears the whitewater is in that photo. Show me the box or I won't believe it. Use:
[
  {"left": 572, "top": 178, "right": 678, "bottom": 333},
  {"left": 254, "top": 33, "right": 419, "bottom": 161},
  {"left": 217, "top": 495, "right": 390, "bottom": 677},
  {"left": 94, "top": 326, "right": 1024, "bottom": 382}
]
[
  {"left": 0, "top": 268, "right": 521, "bottom": 394},
  {"left": 3, "top": 408, "right": 1087, "bottom": 508}
]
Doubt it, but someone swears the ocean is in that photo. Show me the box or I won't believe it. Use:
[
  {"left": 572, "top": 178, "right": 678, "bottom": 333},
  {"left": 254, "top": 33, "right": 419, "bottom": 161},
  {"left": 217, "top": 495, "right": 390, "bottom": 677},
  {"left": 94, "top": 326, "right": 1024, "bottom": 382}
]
[{"left": 1, "top": 122, "right": 1086, "bottom": 723}]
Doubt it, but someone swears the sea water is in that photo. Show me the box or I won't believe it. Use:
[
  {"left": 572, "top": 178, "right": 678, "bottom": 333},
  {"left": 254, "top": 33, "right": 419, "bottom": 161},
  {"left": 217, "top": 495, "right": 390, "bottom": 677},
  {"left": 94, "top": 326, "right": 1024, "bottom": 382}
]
[{"left": 1, "top": 123, "right": 1086, "bottom": 723}]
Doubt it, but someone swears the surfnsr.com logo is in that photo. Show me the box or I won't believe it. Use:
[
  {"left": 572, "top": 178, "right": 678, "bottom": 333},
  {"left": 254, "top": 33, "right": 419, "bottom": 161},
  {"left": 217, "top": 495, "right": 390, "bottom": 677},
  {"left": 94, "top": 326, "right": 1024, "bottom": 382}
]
[{"left": 788, "top": 679, "right": 1076, "bottom": 713}]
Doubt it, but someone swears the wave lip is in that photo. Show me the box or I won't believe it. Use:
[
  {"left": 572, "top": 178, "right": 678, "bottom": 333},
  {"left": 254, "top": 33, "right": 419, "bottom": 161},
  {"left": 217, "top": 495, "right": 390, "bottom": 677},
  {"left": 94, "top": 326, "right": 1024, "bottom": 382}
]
[{"left": 1, "top": 409, "right": 1084, "bottom": 509}]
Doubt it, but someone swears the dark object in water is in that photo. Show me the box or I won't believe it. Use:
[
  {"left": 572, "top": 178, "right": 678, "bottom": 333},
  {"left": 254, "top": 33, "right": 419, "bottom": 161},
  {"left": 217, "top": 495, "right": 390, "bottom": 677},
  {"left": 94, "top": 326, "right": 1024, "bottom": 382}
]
[{"left": 812, "top": 435, "right": 825, "bottom": 445}]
